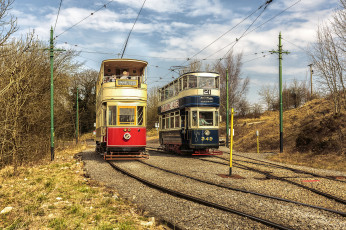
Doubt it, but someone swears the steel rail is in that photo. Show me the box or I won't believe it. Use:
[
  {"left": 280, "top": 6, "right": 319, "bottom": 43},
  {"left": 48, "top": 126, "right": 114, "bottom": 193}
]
[
  {"left": 138, "top": 157, "right": 346, "bottom": 217},
  {"left": 217, "top": 153, "right": 346, "bottom": 184},
  {"left": 108, "top": 161, "right": 293, "bottom": 230},
  {"left": 200, "top": 158, "right": 346, "bottom": 205}
]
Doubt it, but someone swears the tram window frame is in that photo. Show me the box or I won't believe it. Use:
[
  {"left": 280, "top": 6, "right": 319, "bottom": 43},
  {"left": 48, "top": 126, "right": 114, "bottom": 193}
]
[
  {"left": 168, "top": 83, "right": 173, "bottom": 98},
  {"left": 192, "top": 111, "right": 197, "bottom": 127},
  {"left": 159, "top": 89, "right": 164, "bottom": 102},
  {"left": 173, "top": 80, "right": 179, "bottom": 96},
  {"left": 169, "top": 112, "right": 174, "bottom": 128},
  {"left": 162, "top": 115, "right": 166, "bottom": 129},
  {"left": 174, "top": 111, "right": 180, "bottom": 128},
  {"left": 188, "top": 75, "right": 197, "bottom": 88},
  {"left": 164, "top": 87, "right": 169, "bottom": 100},
  {"left": 183, "top": 76, "right": 188, "bottom": 90},
  {"left": 118, "top": 106, "right": 136, "bottom": 125},
  {"left": 103, "top": 108, "right": 107, "bottom": 127},
  {"left": 216, "top": 76, "right": 220, "bottom": 89},
  {"left": 215, "top": 110, "right": 219, "bottom": 126},
  {"left": 166, "top": 115, "right": 170, "bottom": 129},
  {"left": 137, "top": 106, "right": 144, "bottom": 126},
  {"left": 108, "top": 106, "right": 117, "bottom": 125}
]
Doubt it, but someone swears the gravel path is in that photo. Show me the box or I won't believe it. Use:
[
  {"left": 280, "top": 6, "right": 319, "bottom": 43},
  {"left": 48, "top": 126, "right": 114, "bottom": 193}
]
[{"left": 82, "top": 142, "right": 346, "bottom": 229}]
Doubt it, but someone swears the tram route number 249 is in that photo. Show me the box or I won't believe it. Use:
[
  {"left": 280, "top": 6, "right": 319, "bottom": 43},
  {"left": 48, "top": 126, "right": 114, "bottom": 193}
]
[{"left": 201, "top": 137, "right": 213, "bottom": 141}]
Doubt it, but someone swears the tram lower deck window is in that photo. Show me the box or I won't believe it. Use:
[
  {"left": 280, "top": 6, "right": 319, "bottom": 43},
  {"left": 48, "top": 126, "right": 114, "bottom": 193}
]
[
  {"left": 108, "top": 106, "right": 117, "bottom": 125},
  {"left": 137, "top": 106, "right": 144, "bottom": 125}
]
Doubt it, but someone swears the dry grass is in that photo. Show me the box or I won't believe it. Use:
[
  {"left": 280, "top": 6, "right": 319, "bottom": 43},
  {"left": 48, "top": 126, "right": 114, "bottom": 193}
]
[
  {"left": 0, "top": 136, "right": 165, "bottom": 229},
  {"left": 230, "top": 98, "right": 346, "bottom": 172},
  {"left": 268, "top": 152, "right": 346, "bottom": 171},
  {"left": 147, "top": 128, "right": 159, "bottom": 141}
]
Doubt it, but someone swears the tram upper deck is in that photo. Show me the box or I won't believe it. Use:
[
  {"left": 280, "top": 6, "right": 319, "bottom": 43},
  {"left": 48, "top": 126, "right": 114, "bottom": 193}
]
[
  {"left": 158, "top": 72, "right": 220, "bottom": 111},
  {"left": 96, "top": 59, "right": 147, "bottom": 103}
]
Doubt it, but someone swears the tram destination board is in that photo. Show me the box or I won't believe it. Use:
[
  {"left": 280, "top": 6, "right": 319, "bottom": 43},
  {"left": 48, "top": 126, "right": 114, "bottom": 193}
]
[{"left": 116, "top": 79, "right": 138, "bottom": 87}]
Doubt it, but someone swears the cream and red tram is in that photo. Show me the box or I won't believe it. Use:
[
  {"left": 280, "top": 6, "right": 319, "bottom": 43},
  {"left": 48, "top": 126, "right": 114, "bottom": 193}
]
[{"left": 95, "top": 59, "right": 148, "bottom": 160}]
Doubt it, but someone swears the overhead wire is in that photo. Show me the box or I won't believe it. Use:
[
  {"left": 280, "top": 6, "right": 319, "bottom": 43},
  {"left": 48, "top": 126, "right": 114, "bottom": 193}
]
[
  {"left": 208, "top": 1, "right": 270, "bottom": 65},
  {"left": 120, "top": 0, "right": 147, "bottom": 58},
  {"left": 54, "top": 0, "right": 63, "bottom": 32},
  {"left": 158, "top": 0, "right": 274, "bottom": 82},
  {"left": 54, "top": 0, "right": 114, "bottom": 39},
  {"left": 186, "top": 0, "right": 269, "bottom": 62}
]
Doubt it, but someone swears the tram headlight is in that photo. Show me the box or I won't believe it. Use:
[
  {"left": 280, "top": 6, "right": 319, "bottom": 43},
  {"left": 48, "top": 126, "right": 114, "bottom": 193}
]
[
  {"left": 123, "top": 133, "right": 131, "bottom": 140},
  {"left": 204, "top": 130, "right": 210, "bottom": 136}
]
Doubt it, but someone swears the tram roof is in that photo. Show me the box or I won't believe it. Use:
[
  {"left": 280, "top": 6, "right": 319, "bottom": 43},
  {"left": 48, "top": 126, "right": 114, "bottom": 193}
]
[
  {"left": 180, "top": 71, "right": 219, "bottom": 76},
  {"left": 101, "top": 59, "right": 147, "bottom": 70},
  {"left": 159, "top": 71, "right": 219, "bottom": 90}
]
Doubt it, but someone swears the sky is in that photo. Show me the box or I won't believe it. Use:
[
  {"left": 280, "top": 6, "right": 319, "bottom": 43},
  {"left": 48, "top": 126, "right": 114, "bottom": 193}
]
[{"left": 10, "top": 0, "right": 341, "bottom": 106}]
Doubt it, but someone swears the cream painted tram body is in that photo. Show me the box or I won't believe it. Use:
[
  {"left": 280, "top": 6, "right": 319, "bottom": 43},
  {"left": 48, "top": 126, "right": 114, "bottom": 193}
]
[
  {"left": 158, "top": 72, "right": 222, "bottom": 155},
  {"left": 95, "top": 59, "right": 148, "bottom": 160}
]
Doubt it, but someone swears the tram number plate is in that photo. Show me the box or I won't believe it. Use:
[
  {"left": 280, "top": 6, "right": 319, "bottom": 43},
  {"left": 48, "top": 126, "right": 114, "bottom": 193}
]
[{"left": 203, "top": 89, "right": 211, "bottom": 95}]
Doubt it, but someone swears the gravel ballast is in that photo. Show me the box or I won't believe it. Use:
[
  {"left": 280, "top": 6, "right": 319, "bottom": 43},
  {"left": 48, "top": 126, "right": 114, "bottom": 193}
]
[{"left": 82, "top": 144, "right": 346, "bottom": 230}]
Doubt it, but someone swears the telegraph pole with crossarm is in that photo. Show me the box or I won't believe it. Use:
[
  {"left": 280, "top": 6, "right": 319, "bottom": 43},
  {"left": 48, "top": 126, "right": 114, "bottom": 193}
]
[
  {"left": 270, "top": 32, "right": 290, "bottom": 153},
  {"left": 45, "top": 26, "right": 65, "bottom": 161}
]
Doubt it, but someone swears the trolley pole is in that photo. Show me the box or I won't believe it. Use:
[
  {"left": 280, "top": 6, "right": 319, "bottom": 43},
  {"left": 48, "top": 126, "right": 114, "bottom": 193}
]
[
  {"left": 76, "top": 87, "right": 79, "bottom": 144},
  {"left": 47, "top": 26, "right": 65, "bottom": 161},
  {"left": 226, "top": 69, "right": 229, "bottom": 147},
  {"left": 270, "top": 32, "right": 289, "bottom": 153},
  {"left": 229, "top": 108, "right": 234, "bottom": 176}
]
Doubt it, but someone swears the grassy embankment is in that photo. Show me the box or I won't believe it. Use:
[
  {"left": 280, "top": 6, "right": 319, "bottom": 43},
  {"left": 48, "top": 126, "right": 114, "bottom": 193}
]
[
  {"left": 232, "top": 98, "right": 345, "bottom": 171},
  {"left": 0, "top": 134, "right": 165, "bottom": 229}
]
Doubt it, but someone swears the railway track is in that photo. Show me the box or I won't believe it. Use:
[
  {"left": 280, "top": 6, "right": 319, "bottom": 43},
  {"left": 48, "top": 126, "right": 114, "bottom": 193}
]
[
  {"left": 108, "top": 161, "right": 293, "bottom": 230},
  {"left": 138, "top": 157, "right": 346, "bottom": 217},
  {"left": 199, "top": 157, "right": 346, "bottom": 205},
  {"left": 216, "top": 152, "right": 346, "bottom": 183},
  {"left": 147, "top": 147, "right": 346, "bottom": 205}
]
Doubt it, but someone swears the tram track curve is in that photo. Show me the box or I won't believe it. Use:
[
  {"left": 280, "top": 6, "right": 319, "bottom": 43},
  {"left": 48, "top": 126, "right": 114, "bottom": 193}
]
[
  {"left": 199, "top": 157, "right": 346, "bottom": 205},
  {"left": 107, "top": 161, "right": 293, "bottom": 230},
  {"left": 138, "top": 156, "right": 346, "bottom": 217},
  {"left": 216, "top": 152, "right": 346, "bottom": 184}
]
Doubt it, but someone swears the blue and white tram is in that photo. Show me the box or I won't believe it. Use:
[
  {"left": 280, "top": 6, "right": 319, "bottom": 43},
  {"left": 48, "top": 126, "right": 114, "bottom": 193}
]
[{"left": 158, "top": 72, "right": 222, "bottom": 155}]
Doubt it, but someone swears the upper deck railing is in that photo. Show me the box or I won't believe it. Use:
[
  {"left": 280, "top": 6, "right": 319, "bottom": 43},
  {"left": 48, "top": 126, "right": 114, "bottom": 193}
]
[{"left": 158, "top": 72, "right": 220, "bottom": 103}]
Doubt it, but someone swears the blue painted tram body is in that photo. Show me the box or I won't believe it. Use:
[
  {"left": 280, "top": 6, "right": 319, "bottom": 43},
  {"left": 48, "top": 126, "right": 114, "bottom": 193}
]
[{"left": 158, "top": 72, "right": 221, "bottom": 155}]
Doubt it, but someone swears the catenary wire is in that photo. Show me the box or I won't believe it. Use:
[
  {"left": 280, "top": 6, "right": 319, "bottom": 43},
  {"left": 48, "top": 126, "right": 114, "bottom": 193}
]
[
  {"left": 54, "top": 0, "right": 114, "bottom": 39},
  {"left": 54, "top": 0, "right": 63, "bottom": 32},
  {"left": 186, "top": 0, "right": 272, "bottom": 63}
]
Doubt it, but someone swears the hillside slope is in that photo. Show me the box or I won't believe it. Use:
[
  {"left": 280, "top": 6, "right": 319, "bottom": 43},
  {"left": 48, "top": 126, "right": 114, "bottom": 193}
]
[{"left": 231, "top": 98, "right": 345, "bottom": 170}]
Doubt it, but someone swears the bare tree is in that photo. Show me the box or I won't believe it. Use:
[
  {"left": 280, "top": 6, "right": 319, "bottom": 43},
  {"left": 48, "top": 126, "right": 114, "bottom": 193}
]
[
  {"left": 0, "top": 33, "right": 80, "bottom": 169},
  {"left": 0, "top": 0, "right": 18, "bottom": 47},
  {"left": 214, "top": 51, "right": 249, "bottom": 119},
  {"left": 310, "top": 23, "right": 345, "bottom": 114},
  {"left": 310, "top": 0, "right": 345, "bottom": 114},
  {"left": 258, "top": 85, "right": 278, "bottom": 111},
  {"left": 147, "top": 86, "right": 160, "bottom": 129}
]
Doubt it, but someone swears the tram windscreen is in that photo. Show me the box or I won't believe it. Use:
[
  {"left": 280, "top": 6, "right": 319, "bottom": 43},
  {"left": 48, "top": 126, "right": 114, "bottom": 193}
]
[
  {"left": 119, "top": 107, "right": 135, "bottom": 125},
  {"left": 198, "top": 77, "right": 215, "bottom": 89},
  {"left": 199, "top": 111, "right": 213, "bottom": 126}
]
